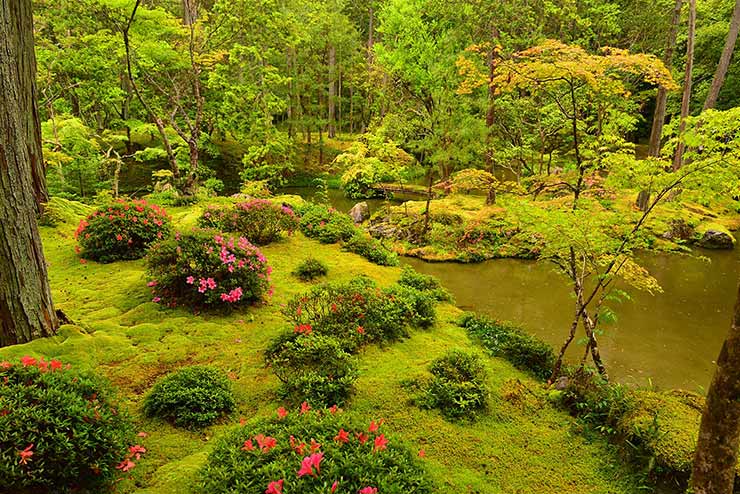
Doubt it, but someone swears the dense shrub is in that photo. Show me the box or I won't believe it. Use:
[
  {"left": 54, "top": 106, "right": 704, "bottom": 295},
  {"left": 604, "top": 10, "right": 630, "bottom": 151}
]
[
  {"left": 398, "top": 265, "right": 453, "bottom": 302},
  {"left": 413, "top": 350, "right": 489, "bottom": 420},
  {"left": 459, "top": 313, "right": 555, "bottom": 381},
  {"left": 143, "top": 366, "right": 236, "bottom": 429},
  {"left": 198, "top": 406, "right": 433, "bottom": 494},
  {"left": 75, "top": 199, "right": 171, "bottom": 263},
  {"left": 0, "top": 355, "right": 133, "bottom": 493},
  {"left": 199, "top": 199, "right": 298, "bottom": 245},
  {"left": 146, "top": 229, "right": 272, "bottom": 310},
  {"left": 343, "top": 232, "right": 399, "bottom": 266},
  {"left": 292, "top": 257, "right": 329, "bottom": 281},
  {"left": 267, "top": 333, "right": 359, "bottom": 407},
  {"left": 282, "top": 277, "right": 437, "bottom": 349},
  {"left": 298, "top": 203, "right": 356, "bottom": 244}
]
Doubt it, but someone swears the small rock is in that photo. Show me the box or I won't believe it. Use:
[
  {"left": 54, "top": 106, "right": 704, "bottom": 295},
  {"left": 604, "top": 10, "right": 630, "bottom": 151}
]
[
  {"left": 554, "top": 376, "right": 570, "bottom": 390},
  {"left": 698, "top": 229, "right": 735, "bottom": 249},
  {"left": 348, "top": 202, "right": 370, "bottom": 223},
  {"left": 662, "top": 219, "right": 694, "bottom": 241}
]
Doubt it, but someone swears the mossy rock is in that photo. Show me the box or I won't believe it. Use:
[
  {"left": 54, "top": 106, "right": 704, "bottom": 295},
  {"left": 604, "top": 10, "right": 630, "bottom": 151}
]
[{"left": 695, "top": 222, "right": 736, "bottom": 249}]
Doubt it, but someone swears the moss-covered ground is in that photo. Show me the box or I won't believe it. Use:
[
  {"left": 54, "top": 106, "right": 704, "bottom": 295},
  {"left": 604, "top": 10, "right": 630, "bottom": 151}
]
[{"left": 0, "top": 201, "right": 646, "bottom": 494}]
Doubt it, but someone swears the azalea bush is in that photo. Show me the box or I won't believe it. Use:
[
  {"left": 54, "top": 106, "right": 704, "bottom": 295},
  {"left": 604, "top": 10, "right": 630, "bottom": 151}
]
[
  {"left": 298, "top": 203, "right": 356, "bottom": 244},
  {"left": 198, "top": 406, "right": 433, "bottom": 494},
  {"left": 342, "top": 233, "right": 399, "bottom": 266},
  {"left": 292, "top": 257, "right": 329, "bottom": 281},
  {"left": 143, "top": 366, "right": 236, "bottom": 429},
  {"left": 0, "top": 356, "right": 133, "bottom": 493},
  {"left": 398, "top": 265, "right": 453, "bottom": 302},
  {"left": 146, "top": 229, "right": 272, "bottom": 310},
  {"left": 459, "top": 314, "right": 556, "bottom": 381},
  {"left": 199, "top": 199, "right": 298, "bottom": 245},
  {"left": 281, "top": 277, "right": 435, "bottom": 349},
  {"left": 267, "top": 334, "right": 359, "bottom": 407},
  {"left": 413, "top": 350, "right": 489, "bottom": 420},
  {"left": 75, "top": 199, "right": 171, "bottom": 263}
]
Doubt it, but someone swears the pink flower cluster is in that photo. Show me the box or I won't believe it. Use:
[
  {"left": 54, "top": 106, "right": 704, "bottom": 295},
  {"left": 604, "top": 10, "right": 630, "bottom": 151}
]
[
  {"left": 116, "top": 444, "right": 147, "bottom": 473},
  {"left": 197, "top": 277, "right": 217, "bottom": 293},
  {"left": 1, "top": 355, "right": 67, "bottom": 373},
  {"left": 221, "top": 287, "right": 243, "bottom": 303}
]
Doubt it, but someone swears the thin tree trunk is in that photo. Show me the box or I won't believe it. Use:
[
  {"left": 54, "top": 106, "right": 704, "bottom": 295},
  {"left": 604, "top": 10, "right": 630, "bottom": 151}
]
[
  {"left": 328, "top": 45, "right": 336, "bottom": 138},
  {"left": 182, "top": 0, "right": 197, "bottom": 25},
  {"left": 673, "top": 0, "right": 696, "bottom": 171},
  {"left": 690, "top": 281, "right": 740, "bottom": 494},
  {"left": 0, "top": 0, "right": 58, "bottom": 346},
  {"left": 648, "top": 0, "right": 683, "bottom": 157},
  {"left": 703, "top": 0, "right": 740, "bottom": 110},
  {"left": 485, "top": 25, "right": 501, "bottom": 173}
]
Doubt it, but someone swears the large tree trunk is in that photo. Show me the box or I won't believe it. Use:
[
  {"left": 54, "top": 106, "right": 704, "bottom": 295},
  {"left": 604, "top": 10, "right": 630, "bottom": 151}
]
[
  {"left": 673, "top": 0, "right": 696, "bottom": 171},
  {"left": 0, "top": 0, "right": 59, "bottom": 346},
  {"left": 648, "top": 0, "right": 683, "bottom": 157},
  {"left": 690, "top": 281, "right": 740, "bottom": 494},
  {"left": 328, "top": 45, "right": 336, "bottom": 138},
  {"left": 703, "top": 0, "right": 740, "bottom": 110}
]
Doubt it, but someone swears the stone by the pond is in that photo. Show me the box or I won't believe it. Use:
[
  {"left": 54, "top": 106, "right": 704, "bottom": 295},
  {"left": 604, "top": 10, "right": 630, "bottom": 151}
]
[
  {"left": 697, "top": 229, "right": 736, "bottom": 249},
  {"left": 349, "top": 202, "right": 370, "bottom": 223}
]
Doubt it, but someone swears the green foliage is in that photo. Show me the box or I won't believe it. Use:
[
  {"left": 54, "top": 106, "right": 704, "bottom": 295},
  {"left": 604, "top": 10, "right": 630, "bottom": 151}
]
[
  {"left": 146, "top": 229, "right": 271, "bottom": 309},
  {"left": 75, "top": 199, "right": 172, "bottom": 263},
  {"left": 198, "top": 407, "right": 434, "bottom": 494},
  {"left": 459, "top": 313, "right": 555, "bottom": 381},
  {"left": 398, "top": 265, "right": 453, "bottom": 302},
  {"left": 143, "top": 366, "right": 236, "bottom": 429},
  {"left": 267, "top": 334, "right": 358, "bottom": 407},
  {"left": 199, "top": 200, "right": 299, "bottom": 245},
  {"left": 413, "top": 350, "right": 489, "bottom": 420},
  {"left": 0, "top": 356, "right": 132, "bottom": 493},
  {"left": 337, "top": 137, "right": 413, "bottom": 199},
  {"left": 298, "top": 203, "right": 357, "bottom": 244},
  {"left": 343, "top": 233, "right": 399, "bottom": 266},
  {"left": 292, "top": 257, "right": 329, "bottom": 281}
]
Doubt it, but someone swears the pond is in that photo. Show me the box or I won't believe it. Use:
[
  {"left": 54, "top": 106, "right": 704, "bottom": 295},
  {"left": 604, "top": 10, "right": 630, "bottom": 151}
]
[{"left": 404, "top": 250, "right": 740, "bottom": 391}]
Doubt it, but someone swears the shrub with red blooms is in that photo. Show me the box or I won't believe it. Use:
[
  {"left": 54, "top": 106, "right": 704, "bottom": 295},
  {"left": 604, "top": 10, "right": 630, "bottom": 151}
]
[
  {"left": 146, "top": 229, "right": 272, "bottom": 310},
  {"left": 198, "top": 199, "right": 298, "bottom": 245},
  {"left": 0, "top": 356, "right": 133, "bottom": 493},
  {"left": 198, "top": 406, "right": 433, "bottom": 494},
  {"left": 75, "top": 199, "right": 171, "bottom": 263}
]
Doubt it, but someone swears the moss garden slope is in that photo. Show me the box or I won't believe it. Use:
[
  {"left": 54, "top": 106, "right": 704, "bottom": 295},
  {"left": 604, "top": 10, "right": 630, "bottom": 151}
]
[{"left": 0, "top": 197, "right": 645, "bottom": 494}]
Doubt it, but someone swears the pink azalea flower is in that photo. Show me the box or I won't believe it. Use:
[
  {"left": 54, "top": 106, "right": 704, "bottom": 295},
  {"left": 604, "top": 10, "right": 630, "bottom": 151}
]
[
  {"left": 129, "top": 445, "right": 146, "bottom": 460},
  {"left": 265, "top": 479, "right": 284, "bottom": 494},
  {"left": 334, "top": 428, "right": 350, "bottom": 444},
  {"left": 297, "top": 456, "right": 315, "bottom": 477},
  {"left": 276, "top": 407, "right": 288, "bottom": 419},
  {"left": 18, "top": 444, "right": 33, "bottom": 465},
  {"left": 331, "top": 480, "right": 339, "bottom": 493},
  {"left": 359, "top": 487, "right": 378, "bottom": 494},
  {"left": 116, "top": 459, "right": 135, "bottom": 472},
  {"left": 373, "top": 434, "right": 388, "bottom": 453},
  {"left": 300, "top": 401, "right": 311, "bottom": 414},
  {"left": 186, "top": 276, "right": 195, "bottom": 284},
  {"left": 20, "top": 356, "right": 36, "bottom": 367}
]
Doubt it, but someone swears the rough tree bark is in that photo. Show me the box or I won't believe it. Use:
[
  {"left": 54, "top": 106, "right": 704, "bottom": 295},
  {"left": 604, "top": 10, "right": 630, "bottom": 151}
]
[
  {"left": 689, "top": 281, "right": 740, "bottom": 494},
  {"left": 703, "top": 0, "right": 740, "bottom": 110},
  {"left": 648, "top": 0, "right": 683, "bottom": 157},
  {"left": 485, "top": 25, "right": 501, "bottom": 173},
  {"left": 673, "top": 0, "right": 696, "bottom": 171},
  {"left": 0, "top": 0, "right": 59, "bottom": 346},
  {"left": 328, "top": 45, "right": 336, "bottom": 138}
]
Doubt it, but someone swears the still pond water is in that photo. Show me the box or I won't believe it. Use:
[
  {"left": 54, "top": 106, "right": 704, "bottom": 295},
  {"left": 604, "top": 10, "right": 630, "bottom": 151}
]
[{"left": 285, "top": 187, "right": 740, "bottom": 391}]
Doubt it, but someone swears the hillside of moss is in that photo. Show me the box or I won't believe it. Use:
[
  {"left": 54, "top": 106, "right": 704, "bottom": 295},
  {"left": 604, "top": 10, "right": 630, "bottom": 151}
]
[{"left": 0, "top": 197, "right": 652, "bottom": 494}]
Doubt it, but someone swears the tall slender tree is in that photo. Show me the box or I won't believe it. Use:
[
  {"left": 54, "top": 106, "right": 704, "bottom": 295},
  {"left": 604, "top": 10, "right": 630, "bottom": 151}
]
[
  {"left": 0, "top": 0, "right": 59, "bottom": 346},
  {"left": 673, "top": 0, "right": 696, "bottom": 171},
  {"left": 690, "top": 281, "right": 740, "bottom": 494},
  {"left": 703, "top": 0, "right": 740, "bottom": 110}
]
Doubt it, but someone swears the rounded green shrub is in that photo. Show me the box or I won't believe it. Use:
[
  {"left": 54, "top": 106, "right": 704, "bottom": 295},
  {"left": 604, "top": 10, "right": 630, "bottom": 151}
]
[
  {"left": 398, "top": 265, "right": 453, "bottom": 302},
  {"left": 0, "top": 355, "right": 133, "bottom": 493},
  {"left": 298, "top": 204, "right": 356, "bottom": 244},
  {"left": 343, "top": 232, "right": 399, "bottom": 266},
  {"left": 75, "top": 199, "right": 171, "bottom": 263},
  {"left": 267, "top": 333, "right": 358, "bottom": 407},
  {"left": 198, "top": 406, "right": 433, "bottom": 494},
  {"left": 292, "top": 257, "right": 329, "bottom": 281},
  {"left": 416, "top": 350, "right": 489, "bottom": 420},
  {"left": 199, "top": 199, "right": 298, "bottom": 245},
  {"left": 146, "top": 229, "right": 272, "bottom": 310},
  {"left": 143, "top": 366, "right": 236, "bottom": 429}
]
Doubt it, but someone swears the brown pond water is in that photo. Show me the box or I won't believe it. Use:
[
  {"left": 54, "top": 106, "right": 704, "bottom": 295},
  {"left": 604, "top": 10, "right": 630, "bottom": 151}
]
[{"left": 404, "top": 249, "right": 740, "bottom": 391}]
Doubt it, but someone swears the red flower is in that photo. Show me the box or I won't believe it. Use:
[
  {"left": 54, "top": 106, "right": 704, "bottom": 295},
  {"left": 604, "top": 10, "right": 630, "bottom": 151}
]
[
  {"left": 355, "top": 432, "right": 369, "bottom": 444},
  {"left": 50, "top": 359, "right": 62, "bottom": 371},
  {"left": 289, "top": 435, "right": 306, "bottom": 455},
  {"left": 294, "top": 324, "right": 313, "bottom": 335},
  {"left": 276, "top": 407, "right": 288, "bottom": 419},
  {"left": 20, "top": 356, "right": 36, "bottom": 367},
  {"left": 356, "top": 326, "right": 365, "bottom": 334},
  {"left": 373, "top": 434, "right": 388, "bottom": 453},
  {"left": 328, "top": 404, "right": 340, "bottom": 414},
  {"left": 331, "top": 480, "right": 339, "bottom": 493},
  {"left": 300, "top": 401, "right": 311, "bottom": 415},
  {"left": 265, "top": 479, "right": 284, "bottom": 494},
  {"left": 255, "top": 434, "right": 278, "bottom": 453},
  {"left": 129, "top": 445, "right": 146, "bottom": 460},
  {"left": 418, "top": 449, "right": 426, "bottom": 457},
  {"left": 116, "top": 459, "right": 135, "bottom": 472},
  {"left": 0, "top": 361, "right": 11, "bottom": 369},
  {"left": 309, "top": 439, "right": 321, "bottom": 453},
  {"left": 18, "top": 444, "right": 33, "bottom": 465},
  {"left": 368, "top": 419, "right": 383, "bottom": 433},
  {"left": 359, "top": 487, "right": 378, "bottom": 494},
  {"left": 297, "top": 455, "right": 316, "bottom": 477},
  {"left": 241, "top": 439, "right": 255, "bottom": 451},
  {"left": 334, "top": 428, "right": 350, "bottom": 444}
]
